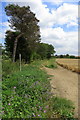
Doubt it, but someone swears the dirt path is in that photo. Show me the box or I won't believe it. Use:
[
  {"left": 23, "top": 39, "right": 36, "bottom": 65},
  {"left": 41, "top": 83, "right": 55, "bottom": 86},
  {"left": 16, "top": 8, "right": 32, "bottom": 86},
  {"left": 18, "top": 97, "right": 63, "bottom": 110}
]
[{"left": 43, "top": 65, "right": 78, "bottom": 118}]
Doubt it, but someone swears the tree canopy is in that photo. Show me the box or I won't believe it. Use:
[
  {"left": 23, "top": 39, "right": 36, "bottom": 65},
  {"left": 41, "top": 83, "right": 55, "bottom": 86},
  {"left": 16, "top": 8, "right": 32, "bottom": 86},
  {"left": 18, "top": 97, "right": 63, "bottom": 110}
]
[
  {"left": 37, "top": 43, "right": 55, "bottom": 59},
  {"left": 5, "top": 4, "right": 41, "bottom": 62},
  {"left": 5, "top": 31, "right": 55, "bottom": 62},
  {"left": 5, "top": 30, "right": 39, "bottom": 62},
  {"left": 5, "top": 4, "right": 41, "bottom": 42}
]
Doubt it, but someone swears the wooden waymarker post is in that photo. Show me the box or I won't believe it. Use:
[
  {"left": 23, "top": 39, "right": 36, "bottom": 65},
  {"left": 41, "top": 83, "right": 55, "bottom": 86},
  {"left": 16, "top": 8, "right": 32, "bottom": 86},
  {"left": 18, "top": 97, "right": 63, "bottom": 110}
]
[{"left": 19, "top": 54, "right": 21, "bottom": 71}]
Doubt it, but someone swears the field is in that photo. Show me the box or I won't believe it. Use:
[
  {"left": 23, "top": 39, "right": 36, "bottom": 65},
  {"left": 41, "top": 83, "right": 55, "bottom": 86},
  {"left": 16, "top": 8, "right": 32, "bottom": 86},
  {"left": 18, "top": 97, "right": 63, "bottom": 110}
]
[{"left": 56, "top": 58, "right": 80, "bottom": 74}]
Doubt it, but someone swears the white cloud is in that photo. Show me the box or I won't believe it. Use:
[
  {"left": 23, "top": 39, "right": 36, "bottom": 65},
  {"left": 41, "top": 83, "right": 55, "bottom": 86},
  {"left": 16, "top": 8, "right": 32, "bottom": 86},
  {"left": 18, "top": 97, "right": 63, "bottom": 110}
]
[
  {"left": 41, "top": 27, "right": 78, "bottom": 55},
  {"left": 0, "top": 21, "right": 11, "bottom": 45},
  {"left": 42, "top": 0, "right": 79, "bottom": 5},
  {"left": 2, "top": 1, "right": 78, "bottom": 28},
  {"left": 2, "top": 0, "right": 79, "bottom": 4},
  {"left": 51, "top": 3, "right": 78, "bottom": 26},
  {"left": 0, "top": 32, "right": 5, "bottom": 40},
  {"left": 0, "top": 22, "right": 10, "bottom": 27},
  {"left": 42, "top": 0, "right": 64, "bottom": 5},
  {"left": 1, "top": 0, "right": 78, "bottom": 55},
  {"left": 67, "top": 21, "right": 78, "bottom": 27}
]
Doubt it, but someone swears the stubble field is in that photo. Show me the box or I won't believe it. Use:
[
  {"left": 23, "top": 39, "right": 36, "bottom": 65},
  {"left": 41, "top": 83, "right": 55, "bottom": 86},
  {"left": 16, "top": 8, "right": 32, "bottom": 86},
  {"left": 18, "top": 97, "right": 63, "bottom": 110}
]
[{"left": 56, "top": 58, "right": 80, "bottom": 74}]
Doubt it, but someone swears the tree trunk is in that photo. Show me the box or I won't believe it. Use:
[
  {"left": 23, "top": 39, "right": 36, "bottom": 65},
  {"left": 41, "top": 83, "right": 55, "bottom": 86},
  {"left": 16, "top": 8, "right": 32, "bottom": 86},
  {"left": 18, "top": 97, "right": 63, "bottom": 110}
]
[{"left": 12, "top": 33, "right": 23, "bottom": 62}]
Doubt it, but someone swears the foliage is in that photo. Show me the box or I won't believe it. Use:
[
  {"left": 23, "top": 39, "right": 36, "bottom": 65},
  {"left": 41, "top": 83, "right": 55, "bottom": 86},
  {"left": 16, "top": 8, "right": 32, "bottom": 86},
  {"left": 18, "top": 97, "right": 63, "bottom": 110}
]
[
  {"left": 5, "top": 4, "right": 40, "bottom": 36},
  {"left": 5, "top": 4, "right": 56, "bottom": 63},
  {"left": 5, "top": 31, "right": 32, "bottom": 62},
  {"left": 44, "top": 58, "right": 57, "bottom": 68},
  {"left": 5, "top": 4, "right": 41, "bottom": 62},
  {"left": 30, "top": 52, "right": 41, "bottom": 62},
  {"left": 5, "top": 31, "right": 55, "bottom": 62},
  {"left": 55, "top": 54, "right": 79, "bottom": 59},
  {"left": 37, "top": 43, "right": 55, "bottom": 60}
]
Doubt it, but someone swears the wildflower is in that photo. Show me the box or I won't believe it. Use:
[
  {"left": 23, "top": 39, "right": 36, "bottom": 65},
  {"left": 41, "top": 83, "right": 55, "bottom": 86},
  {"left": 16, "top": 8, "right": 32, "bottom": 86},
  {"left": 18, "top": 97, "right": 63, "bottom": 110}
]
[
  {"left": 2, "top": 111, "right": 4, "bottom": 113},
  {"left": 44, "top": 110, "right": 46, "bottom": 113},
  {"left": 8, "top": 103, "right": 11, "bottom": 105},
  {"left": 39, "top": 107, "right": 42, "bottom": 110},
  {"left": 33, "top": 113, "right": 36, "bottom": 117},
  {"left": 13, "top": 86, "right": 16, "bottom": 89},
  {"left": 33, "top": 114, "right": 36, "bottom": 117},
  {"left": 34, "top": 81, "right": 39, "bottom": 85},
  {"left": 38, "top": 114, "right": 40, "bottom": 117},
  {"left": 45, "top": 105, "right": 49, "bottom": 108}
]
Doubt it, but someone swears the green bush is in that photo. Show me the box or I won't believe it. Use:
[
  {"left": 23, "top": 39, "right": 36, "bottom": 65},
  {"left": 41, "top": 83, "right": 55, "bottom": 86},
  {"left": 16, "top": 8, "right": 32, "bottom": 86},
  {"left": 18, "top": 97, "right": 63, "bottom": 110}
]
[{"left": 44, "top": 59, "right": 57, "bottom": 69}]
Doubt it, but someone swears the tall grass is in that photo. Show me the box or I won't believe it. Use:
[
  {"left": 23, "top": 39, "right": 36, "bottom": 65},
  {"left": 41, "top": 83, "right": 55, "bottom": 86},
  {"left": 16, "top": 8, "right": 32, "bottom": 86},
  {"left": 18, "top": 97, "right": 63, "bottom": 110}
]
[{"left": 2, "top": 59, "right": 19, "bottom": 77}]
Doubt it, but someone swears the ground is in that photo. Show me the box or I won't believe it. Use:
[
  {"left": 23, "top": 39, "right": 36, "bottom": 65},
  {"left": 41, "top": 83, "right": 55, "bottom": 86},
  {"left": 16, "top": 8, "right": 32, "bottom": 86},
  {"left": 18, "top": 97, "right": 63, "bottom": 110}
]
[{"left": 43, "top": 65, "right": 79, "bottom": 118}]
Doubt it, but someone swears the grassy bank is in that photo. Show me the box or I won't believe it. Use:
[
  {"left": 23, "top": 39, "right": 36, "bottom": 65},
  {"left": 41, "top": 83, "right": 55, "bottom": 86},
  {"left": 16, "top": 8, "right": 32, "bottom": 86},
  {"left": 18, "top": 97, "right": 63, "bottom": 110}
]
[{"left": 2, "top": 59, "right": 75, "bottom": 119}]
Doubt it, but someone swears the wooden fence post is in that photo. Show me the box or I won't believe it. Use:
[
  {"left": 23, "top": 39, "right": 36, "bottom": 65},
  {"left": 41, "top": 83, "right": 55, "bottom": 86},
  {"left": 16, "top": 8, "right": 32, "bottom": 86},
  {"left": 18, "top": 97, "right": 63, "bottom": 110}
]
[{"left": 19, "top": 54, "right": 21, "bottom": 71}]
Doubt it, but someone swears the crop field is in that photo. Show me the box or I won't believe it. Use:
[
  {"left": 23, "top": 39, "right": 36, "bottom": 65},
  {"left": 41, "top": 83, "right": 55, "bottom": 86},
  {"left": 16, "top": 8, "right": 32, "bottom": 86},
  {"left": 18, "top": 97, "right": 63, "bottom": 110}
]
[{"left": 56, "top": 58, "right": 80, "bottom": 74}]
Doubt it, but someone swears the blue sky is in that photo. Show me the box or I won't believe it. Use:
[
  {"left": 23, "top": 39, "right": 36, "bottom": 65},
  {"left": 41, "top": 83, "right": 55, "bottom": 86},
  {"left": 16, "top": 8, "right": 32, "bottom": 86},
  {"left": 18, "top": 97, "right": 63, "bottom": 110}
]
[
  {"left": 43, "top": 1, "right": 78, "bottom": 32},
  {"left": 0, "top": 0, "right": 78, "bottom": 55},
  {"left": 0, "top": 2, "right": 8, "bottom": 44}
]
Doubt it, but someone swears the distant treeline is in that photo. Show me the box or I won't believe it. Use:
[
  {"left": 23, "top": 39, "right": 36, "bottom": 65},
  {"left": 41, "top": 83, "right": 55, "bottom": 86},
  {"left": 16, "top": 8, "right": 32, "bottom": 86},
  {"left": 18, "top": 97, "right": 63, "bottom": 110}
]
[{"left": 55, "top": 54, "right": 80, "bottom": 59}]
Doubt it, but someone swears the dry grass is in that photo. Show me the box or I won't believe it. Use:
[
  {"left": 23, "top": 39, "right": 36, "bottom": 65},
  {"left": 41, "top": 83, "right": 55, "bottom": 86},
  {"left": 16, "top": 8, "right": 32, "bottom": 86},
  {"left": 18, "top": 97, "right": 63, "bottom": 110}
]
[{"left": 56, "top": 58, "right": 80, "bottom": 74}]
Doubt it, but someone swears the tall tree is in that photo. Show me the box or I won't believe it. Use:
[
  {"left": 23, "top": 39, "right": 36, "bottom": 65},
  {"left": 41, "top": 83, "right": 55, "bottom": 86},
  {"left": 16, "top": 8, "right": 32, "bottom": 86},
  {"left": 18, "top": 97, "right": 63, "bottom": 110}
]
[
  {"left": 37, "top": 43, "right": 55, "bottom": 59},
  {"left": 5, "top": 4, "right": 41, "bottom": 62}
]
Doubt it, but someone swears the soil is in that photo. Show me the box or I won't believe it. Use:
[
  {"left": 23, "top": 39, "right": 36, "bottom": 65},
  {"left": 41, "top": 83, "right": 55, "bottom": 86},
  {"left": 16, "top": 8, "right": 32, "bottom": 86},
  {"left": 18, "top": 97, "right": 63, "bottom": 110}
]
[{"left": 43, "top": 65, "right": 79, "bottom": 118}]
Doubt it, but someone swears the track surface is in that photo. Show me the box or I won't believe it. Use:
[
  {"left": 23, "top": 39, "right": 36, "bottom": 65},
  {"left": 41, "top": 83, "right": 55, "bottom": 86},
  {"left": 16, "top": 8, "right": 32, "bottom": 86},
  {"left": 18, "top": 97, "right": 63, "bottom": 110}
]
[{"left": 43, "top": 65, "right": 78, "bottom": 117}]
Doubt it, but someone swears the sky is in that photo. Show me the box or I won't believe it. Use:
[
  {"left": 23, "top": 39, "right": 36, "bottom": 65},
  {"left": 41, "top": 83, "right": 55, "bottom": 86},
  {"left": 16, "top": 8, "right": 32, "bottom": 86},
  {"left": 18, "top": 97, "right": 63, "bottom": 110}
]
[{"left": 0, "top": 0, "right": 79, "bottom": 55}]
